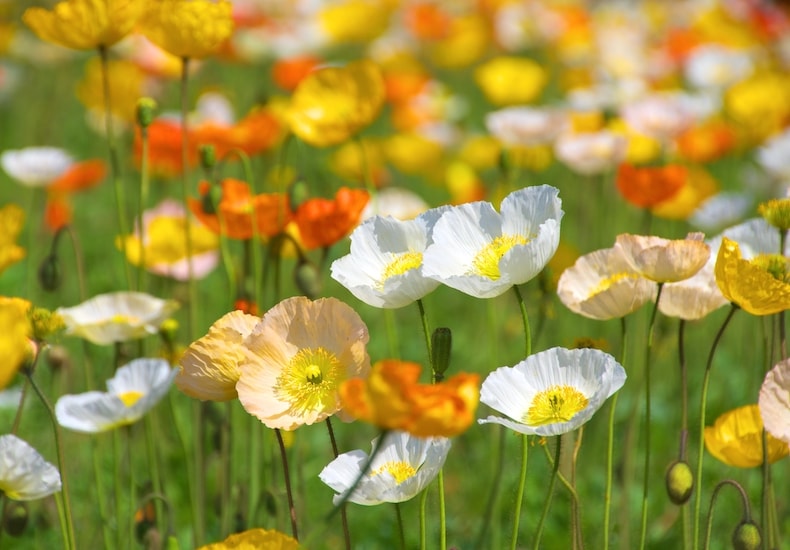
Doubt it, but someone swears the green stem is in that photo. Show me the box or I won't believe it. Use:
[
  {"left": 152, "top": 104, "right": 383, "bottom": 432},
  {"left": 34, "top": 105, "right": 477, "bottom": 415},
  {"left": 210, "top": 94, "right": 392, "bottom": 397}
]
[
  {"left": 25, "top": 367, "right": 76, "bottom": 550},
  {"left": 475, "top": 425, "right": 506, "bottom": 549},
  {"left": 420, "top": 487, "right": 428, "bottom": 550},
  {"left": 113, "top": 429, "right": 123, "bottom": 550},
  {"left": 702, "top": 480, "right": 752, "bottom": 550},
  {"left": 417, "top": 299, "right": 433, "bottom": 370},
  {"left": 143, "top": 414, "right": 162, "bottom": 539},
  {"left": 513, "top": 284, "right": 531, "bottom": 357},
  {"left": 179, "top": 56, "right": 197, "bottom": 339},
  {"left": 126, "top": 427, "right": 135, "bottom": 549},
  {"left": 220, "top": 402, "right": 232, "bottom": 538},
  {"left": 692, "top": 305, "right": 738, "bottom": 550},
  {"left": 395, "top": 502, "right": 406, "bottom": 550},
  {"left": 438, "top": 470, "right": 447, "bottom": 550},
  {"left": 510, "top": 434, "right": 530, "bottom": 550},
  {"left": 605, "top": 316, "right": 628, "bottom": 550},
  {"left": 326, "top": 419, "right": 351, "bottom": 550},
  {"left": 275, "top": 428, "right": 299, "bottom": 540},
  {"left": 533, "top": 435, "right": 562, "bottom": 550},
  {"left": 137, "top": 123, "right": 150, "bottom": 291},
  {"left": 639, "top": 282, "right": 664, "bottom": 550}
]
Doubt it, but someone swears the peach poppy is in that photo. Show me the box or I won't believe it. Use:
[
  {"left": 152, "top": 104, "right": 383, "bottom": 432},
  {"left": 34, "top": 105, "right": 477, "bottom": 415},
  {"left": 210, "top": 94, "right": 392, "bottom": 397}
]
[
  {"left": 189, "top": 178, "right": 292, "bottom": 240},
  {"left": 340, "top": 359, "right": 480, "bottom": 438},
  {"left": 294, "top": 187, "right": 369, "bottom": 250},
  {"left": 616, "top": 163, "right": 687, "bottom": 209}
]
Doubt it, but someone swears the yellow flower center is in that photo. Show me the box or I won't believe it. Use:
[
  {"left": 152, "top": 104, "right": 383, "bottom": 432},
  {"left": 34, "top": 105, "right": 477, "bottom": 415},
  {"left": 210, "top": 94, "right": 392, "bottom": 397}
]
[
  {"left": 758, "top": 198, "right": 790, "bottom": 231},
  {"left": 372, "top": 461, "right": 417, "bottom": 485},
  {"left": 751, "top": 254, "right": 790, "bottom": 283},
  {"left": 118, "top": 391, "right": 144, "bottom": 407},
  {"left": 275, "top": 347, "right": 345, "bottom": 415},
  {"left": 111, "top": 314, "right": 139, "bottom": 325},
  {"left": 472, "top": 234, "right": 529, "bottom": 280},
  {"left": 380, "top": 252, "right": 423, "bottom": 286},
  {"left": 524, "top": 385, "right": 589, "bottom": 427},
  {"left": 588, "top": 272, "right": 640, "bottom": 298}
]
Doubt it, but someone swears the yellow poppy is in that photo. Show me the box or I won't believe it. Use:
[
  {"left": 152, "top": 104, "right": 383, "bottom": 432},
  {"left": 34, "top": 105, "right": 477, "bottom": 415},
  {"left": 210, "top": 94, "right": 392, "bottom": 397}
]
[
  {"left": 0, "top": 204, "right": 25, "bottom": 276},
  {"left": 139, "top": 0, "right": 233, "bottom": 59},
  {"left": 0, "top": 297, "right": 32, "bottom": 390},
  {"left": 288, "top": 60, "right": 385, "bottom": 147},
  {"left": 198, "top": 528, "right": 299, "bottom": 550},
  {"left": 23, "top": 0, "right": 146, "bottom": 50},
  {"left": 715, "top": 237, "right": 790, "bottom": 316},
  {"left": 474, "top": 56, "right": 547, "bottom": 107},
  {"left": 704, "top": 404, "right": 789, "bottom": 468},
  {"left": 318, "top": 0, "right": 392, "bottom": 44}
]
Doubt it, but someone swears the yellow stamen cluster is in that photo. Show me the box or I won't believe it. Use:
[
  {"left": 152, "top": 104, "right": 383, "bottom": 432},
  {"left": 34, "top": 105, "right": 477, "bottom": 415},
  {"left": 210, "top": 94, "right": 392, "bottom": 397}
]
[
  {"left": 372, "top": 461, "right": 417, "bottom": 485},
  {"left": 758, "top": 198, "right": 790, "bottom": 231},
  {"left": 380, "top": 252, "right": 423, "bottom": 287},
  {"left": 472, "top": 234, "right": 529, "bottom": 280},
  {"left": 275, "top": 347, "right": 344, "bottom": 415},
  {"left": 118, "top": 391, "right": 144, "bottom": 407},
  {"left": 751, "top": 254, "right": 790, "bottom": 283},
  {"left": 588, "top": 272, "right": 639, "bottom": 299},
  {"left": 524, "top": 385, "right": 589, "bottom": 427}
]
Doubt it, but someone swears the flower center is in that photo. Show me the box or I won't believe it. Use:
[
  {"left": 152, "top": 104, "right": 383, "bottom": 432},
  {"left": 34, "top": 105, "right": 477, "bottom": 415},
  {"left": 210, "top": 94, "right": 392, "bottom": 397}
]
[
  {"left": 472, "top": 234, "right": 529, "bottom": 280},
  {"left": 380, "top": 252, "right": 423, "bottom": 286},
  {"left": 275, "top": 347, "right": 345, "bottom": 415},
  {"left": 751, "top": 254, "right": 790, "bottom": 283},
  {"left": 118, "top": 391, "right": 144, "bottom": 407},
  {"left": 758, "top": 198, "right": 790, "bottom": 231},
  {"left": 111, "top": 314, "right": 140, "bottom": 325},
  {"left": 588, "top": 272, "right": 640, "bottom": 298},
  {"left": 524, "top": 385, "right": 589, "bottom": 427},
  {"left": 372, "top": 460, "right": 417, "bottom": 485}
]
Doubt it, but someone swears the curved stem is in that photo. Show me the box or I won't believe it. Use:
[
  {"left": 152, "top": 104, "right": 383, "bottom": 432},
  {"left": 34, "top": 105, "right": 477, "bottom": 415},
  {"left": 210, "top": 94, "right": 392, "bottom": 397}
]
[
  {"left": 533, "top": 435, "right": 562, "bottom": 550},
  {"left": 510, "top": 434, "right": 530, "bottom": 550},
  {"left": 275, "top": 428, "right": 299, "bottom": 540},
  {"left": 25, "top": 366, "right": 75, "bottom": 550},
  {"left": 639, "top": 283, "right": 664, "bottom": 550},
  {"left": 703, "top": 480, "right": 752, "bottom": 550},
  {"left": 692, "top": 304, "right": 738, "bottom": 550},
  {"left": 513, "top": 284, "right": 531, "bottom": 358},
  {"left": 326, "top": 419, "right": 351, "bottom": 550}
]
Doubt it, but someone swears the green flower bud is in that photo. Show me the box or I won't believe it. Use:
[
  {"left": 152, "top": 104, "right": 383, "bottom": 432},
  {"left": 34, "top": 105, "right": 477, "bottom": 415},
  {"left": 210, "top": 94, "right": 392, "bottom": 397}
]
[
  {"left": 201, "top": 184, "right": 223, "bottom": 215},
  {"left": 288, "top": 177, "right": 310, "bottom": 211},
  {"left": 431, "top": 327, "right": 452, "bottom": 380},
  {"left": 199, "top": 144, "right": 217, "bottom": 171},
  {"left": 136, "top": 98, "right": 157, "bottom": 129},
  {"left": 2, "top": 501, "right": 28, "bottom": 537},
  {"left": 732, "top": 521, "right": 761, "bottom": 550},
  {"left": 38, "top": 254, "right": 62, "bottom": 292},
  {"left": 294, "top": 261, "right": 322, "bottom": 299},
  {"left": 665, "top": 460, "right": 694, "bottom": 505}
]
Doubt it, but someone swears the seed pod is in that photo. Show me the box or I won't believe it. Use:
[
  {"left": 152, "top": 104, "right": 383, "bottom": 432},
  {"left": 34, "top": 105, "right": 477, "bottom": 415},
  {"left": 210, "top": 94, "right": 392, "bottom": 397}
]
[
  {"left": 201, "top": 184, "right": 223, "bottom": 215},
  {"left": 732, "top": 521, "right": 761, "bottom": 550},
  {"left": 38, "top": 254, "right": 62, "bottom": 292},
  {"left": 2, "top": 501, "right": 28, "bottom": 537},
  {"left": 665, "top": 460, "right": 694, "bottom": 505},
  {"left": 431, "top": 327, "right": 452, "bottom": 380}
]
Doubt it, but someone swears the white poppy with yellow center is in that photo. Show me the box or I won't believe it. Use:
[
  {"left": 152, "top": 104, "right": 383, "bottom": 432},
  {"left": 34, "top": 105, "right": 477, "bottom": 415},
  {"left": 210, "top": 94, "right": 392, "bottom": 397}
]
[
  {"left": 0, "top": 435, "right": 61, "bottom": 501},
  {"left": 237, "top": 296, "right": 370, "bottom": 430},
  {"left": 330, "top": 207, "right": 450, "bottom": 308},
  {"left": 479, "top": 347, "right": 626, "bottom": 436},
  {"left": 423, "top": 185, "right": 563, "bottom": 298},
  {"left": 319, "top": 431, "right": 451, "bottom": 505},
  {"left": 55, "top": 358, "right": 177, "bottom": 433}
]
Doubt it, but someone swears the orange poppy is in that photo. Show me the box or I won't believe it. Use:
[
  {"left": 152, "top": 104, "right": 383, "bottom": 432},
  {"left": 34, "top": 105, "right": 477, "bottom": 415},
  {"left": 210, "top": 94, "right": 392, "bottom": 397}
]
[
  {"left": 46, "top": 160, "right": 107, "bottom": 231},
  {"left": 340, "top": 359, "right": 480, "bottom": 438},
  {"left": 136, "top": 119, "right": 196, "bottom": 177},
  {"left": 616, "top": 163, "right": 687, "bottom": 208},
  {"left": 675, "top": 120, "right": 737, "bottom": 163},
  {"left": 189, "top": 178, "right": 292, "bottom": 240},
  {"left": 293, "top": 187, "right": 369, "bottom": 250},
  {"left": 272, "top": 55, "right": 320, "bottom": 91},
  {"left": 404, "top": 2, "right": 451, "bottom": 41}
]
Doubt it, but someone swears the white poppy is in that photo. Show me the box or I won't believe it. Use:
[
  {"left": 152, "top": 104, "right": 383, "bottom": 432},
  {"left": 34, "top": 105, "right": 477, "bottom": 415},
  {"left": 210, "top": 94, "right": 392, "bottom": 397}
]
[
  {"left": 0, "top": 147, "right": 73, "bottom": 187},
  {"left": 423, "top": 185, "right": 563, "bottom": 299},
  {"left": 0, "top": 434, "right": 61, "bottom": 500},
  {"left": 361, "top": 187, "right": 430, "bottom": 221},
  {"left": 620, "top": 93, "right": 694, "bottom": 143},
  {"left": 554, "top": 131, "right": 628, "bottom": 176},
  {"left": 55, "top": 358, "right": 177, "bottom": 433},
  {"left": 319, "top": 431, "right": 451, "bottom": 505},
  {"left": 331, "top": 207, "right": 449, "bottom": 308},
  {"left": 684, "top": 44, "right": 753, "bottom": 90},
  {"left": 757, "top": 127, "right": 790, "bottom": 183},
  {"left": 479, "top": 347, "right": 626, "bottom": 437},
  {"left": 485, "top": 107, "right": 568, "bottom": 147},
  {"left": 690, "top": 192, "right": 753, "bottom": 233},
  {"left": 56, "top": 291, "right": 179, "bottom": 345}
]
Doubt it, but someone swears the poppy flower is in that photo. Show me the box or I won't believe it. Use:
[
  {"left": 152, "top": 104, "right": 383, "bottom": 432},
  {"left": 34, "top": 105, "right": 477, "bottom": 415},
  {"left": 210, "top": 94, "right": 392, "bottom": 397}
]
[
  {"left": 23, "top": 0, "right": 145, "bottom": 50},
  {"left": 55, "top": 358, "right": 177, "bottom": 433},
  {"left": 319, "top": 431, "right": 451, "bottom": 505},
  {"left": 423, "top": 185, "right": 563, "bottom": 299},
  {"left": 56, "top": 291, "right": 179, "bottom": 345},
  {"left": 615, "top": 233, "right": 710, "bottom": 284},
  {"left": 554, "top": 130, "right": 628, "bottom": 176},
  {"left": 475, "top": 56, "right": 547, "bottom": 106},
  {"left": 0, "top": 205, "right": 26, "bottom": 277},
  {"left": 616, "top": 163, "right": 686, "bottom": 209},
  {"left": 294, "top": 187, "right": 369, "bottom": 250},
  {"left": 0, "top": 435, "right": 61, "bottom": 501},
  {"left": 479, "top": 347, "right": 626, "bottom": 437},
  {"left": 557, "top": 245, "right": 657, "bottom": 320},
  {"left": 177, "top": 310, "right": 259, "bottom": 402},
  {"left": 759, "top": 359, "right": 790, "bottom": 445},
  {"left": 675, "top": 120, "right": 737, "bottom": 164},
  {"left": 198, "top": 528, "right": 299, "bottom": 550},
  {"left": 272, "top": 55, "right": 320, "bottom": 91},
  {"left": 287, "top": 60, "right": 385, "bottom": 147},
  {"left": 0, "top": 297, "right": 32, "bottom": 390},
  {"left": 714, "top": 237, "right": 790, "bottom": 315},
  {"left": 140, "top": 0, "right": 234, "bottom": 59},
  {"left": 756, "top": 127, "right": 790, "bottom": 182},
  {"left": 340, "top": 359, "right": 480, "bottom": 438},
  {"left": 651, "top": 166, "right": 718, "bottom": 221},
  {"left": 45, "top": 159, "right": 106, "bottom": 232},
  {"left": 189, "top": 178, "right": 292, "bottom": 240},
  {"left": 704, "top": 404, "right": 788, "bottom": 468},
  {"left": 1, "top": 147, "right": 73, "bottom": 188},
  {"left": 237, "top": 296, "right": 370, "bottom": 431},
  {"left": 485, "top": 107, "right": 568, "bottom": 147}
]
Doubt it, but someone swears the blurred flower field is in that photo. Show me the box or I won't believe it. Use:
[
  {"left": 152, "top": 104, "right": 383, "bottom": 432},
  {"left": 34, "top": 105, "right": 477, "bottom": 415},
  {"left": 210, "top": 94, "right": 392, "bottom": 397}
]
[{"left": 1, "top": 0, "right": 790, "bottom": 549}]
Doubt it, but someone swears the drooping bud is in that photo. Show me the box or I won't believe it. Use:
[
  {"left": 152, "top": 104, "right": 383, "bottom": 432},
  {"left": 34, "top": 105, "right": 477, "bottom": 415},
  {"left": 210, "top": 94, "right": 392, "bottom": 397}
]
[
  {"left": 665, "top": 460, "right": 694, "bottom": 505},
  {"left": 431, "top": 327, "right": 452, "bottom": 380},
  {"left": 294, "top": 261, "right": 322, "bottom": 299},
  {"left": 288, "top": 177, "right": 310, "bottom": 211},
  {"left": 200, "top": 183, "right": 223, "bottom": 215},
  {"left": 38, "top": 254, "right": 62, "bottom": 292},
  {"left": 199, "top": 144, "right": 217, "bottom": 172},
  {"left": 2, "top": 501, "right": 28, "bottom": 537},
  {"left": 732, "top": 521, "right": 761, "bottom": 550},
  {"left": 136, "top": 98, "right": 157, "bottom": 129}
]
